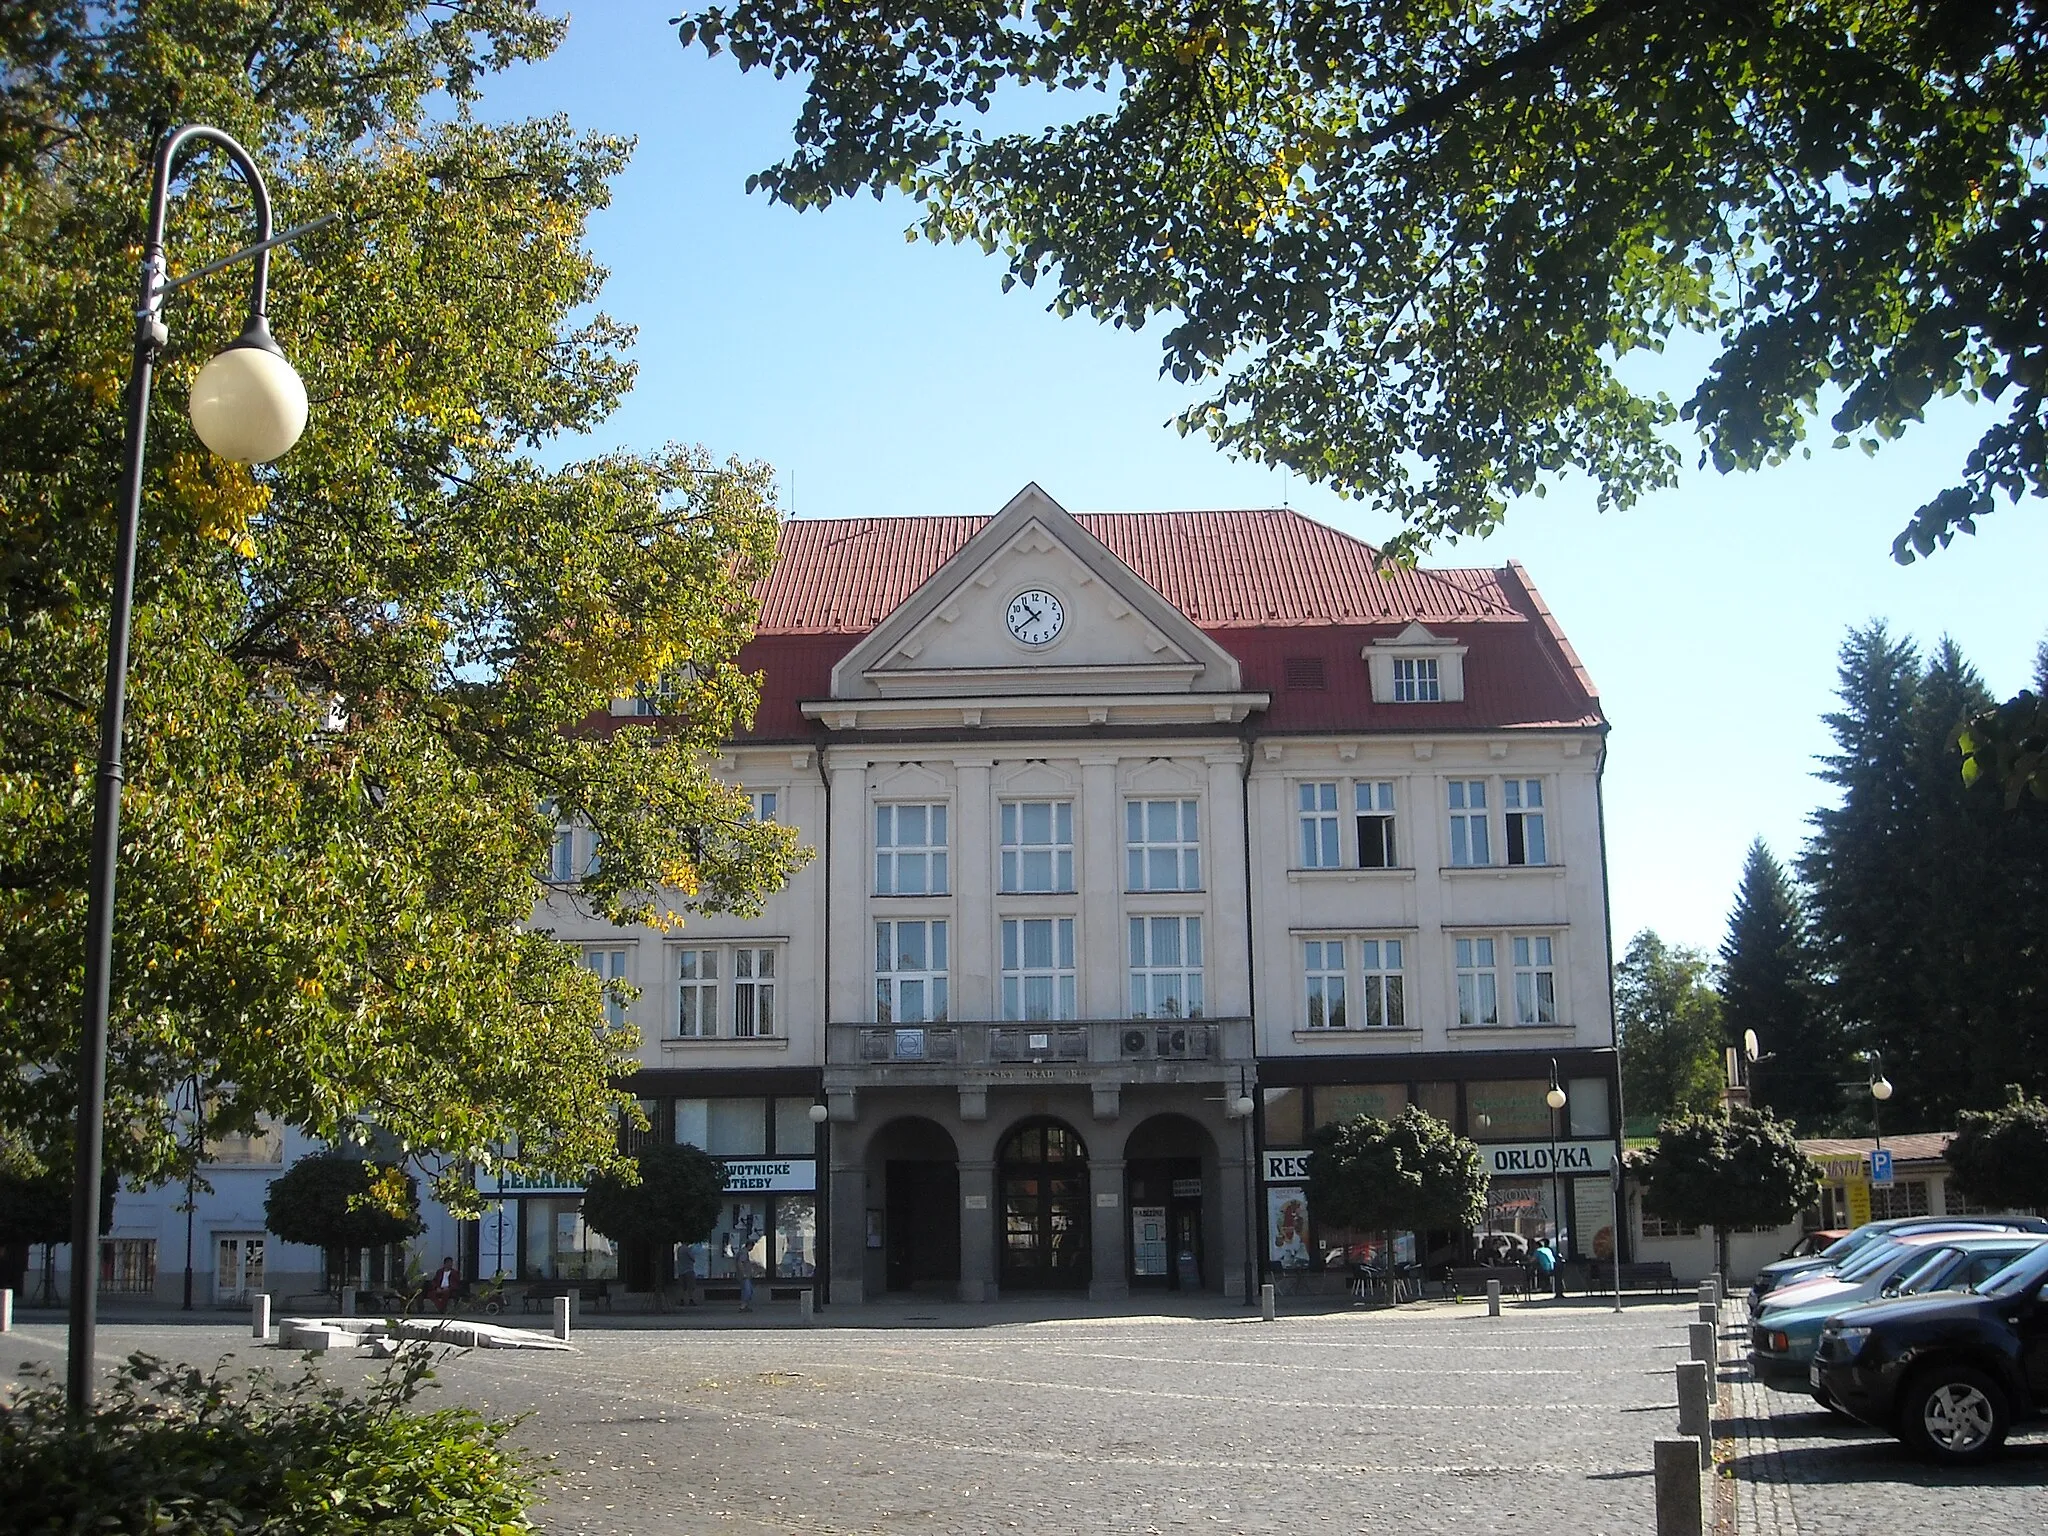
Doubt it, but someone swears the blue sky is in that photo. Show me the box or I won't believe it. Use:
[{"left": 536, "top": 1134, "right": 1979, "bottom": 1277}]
[{"left": 478, "top": 9, "right": 2048, "bottom": 958}]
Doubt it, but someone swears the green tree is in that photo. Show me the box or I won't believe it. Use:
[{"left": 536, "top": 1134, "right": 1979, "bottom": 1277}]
[
  {"left": 1944, "top": 1088, "right": 2048, "bottom": 1215},
  {"left": 676, "top": 0, "right": 2048, "bottom": 560},
  {"left": 1616, "top": 930, "right": 1724, "bottom": 1128},
  {"left": 1305, "top": 1105, "right": 1487, "bottom": 1300},
  {"left": 0, "top": 5, "right": 806, "bottom": 1201},
  {"left": 1638, "top": 1107, "right": 1820, "bottom": 1278},
  {"left": 263, "top": 1154, "right": 424, "bottom": 1290},
  {"left": 1719, "top": 841, "right": 1838, "bottom": 1130},
  {"left": 579, "top": 1140, "right": 726, "bottom": 1306}
]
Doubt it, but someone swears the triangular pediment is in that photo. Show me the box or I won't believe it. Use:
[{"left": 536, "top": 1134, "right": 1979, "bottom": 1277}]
[{"left": 827, "top": 485, "right": 1246, "bottom": 701}]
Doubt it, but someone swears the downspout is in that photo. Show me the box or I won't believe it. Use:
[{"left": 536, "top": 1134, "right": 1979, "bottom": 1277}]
[
  {"left": 1240, "top": 732, "right": 1259, "bottom": 1307},
  {"left": 814, "top": 743, "right": 832, "bottom": 1304},
  {"left": 1593, "top": 728, "right": 1626, "bottom": 1263}
]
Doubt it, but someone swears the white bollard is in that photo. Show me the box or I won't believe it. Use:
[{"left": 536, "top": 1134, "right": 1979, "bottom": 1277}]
[
  {"left": 1, "top": 1287, "right": 11, "bottom": 1332},
  {"left": 1698, "top": 1299, "right": 1717, "bottom": 1325},
  {"left": 340, "top": 1286, "right": 356, "bottom": 1317},
  {"left": 1653, "top": 1436, "right": 1705, "bottom": 1536},
  {"left": 552, "top": 1294, "right": 571, "bottom": 1342},
  {"left": 798, "top": 1288, "right": 814, "bottom": 1325},
  {"left": 1486, "top": 1279, "right": 1502, "bottom": 1317},
  {"left": 1696, "top": 1278, "right": 1717, "bottom": 1310},
  {"left": 1689, "top": 1319, "right": 1716, "bottom": 1366},
  {"left": 1260, "top": 1283, "right": 1276, "bottom": 1322},
  {"left": 251, "top": 1293, "right": 271, "bottom": 1342},
  {"left": 1676, "top": 1359, "right": 1712, "bottom": 1468}
]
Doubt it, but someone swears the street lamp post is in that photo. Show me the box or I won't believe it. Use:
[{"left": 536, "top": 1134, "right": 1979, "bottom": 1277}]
[
  {"left": 67, "top": 124, "right": 317, "bottom": 1414},
  {"left": 1545, "top": 1063, "right": 1568, "bottom": 1300},
  {"left": 1867, "top": 1055, "right": 1893, "bottom": 1152},
  {"left": 809, "top": 1100, "right": 830, "bottom": 1307}
]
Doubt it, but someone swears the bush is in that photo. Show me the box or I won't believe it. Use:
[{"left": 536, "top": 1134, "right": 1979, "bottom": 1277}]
[{"left": 0, "top": 1346, "right": 536, "bottom": 1535}]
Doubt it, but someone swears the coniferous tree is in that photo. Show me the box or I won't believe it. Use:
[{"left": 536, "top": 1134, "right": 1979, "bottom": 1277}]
[{"left": 1719, "top": 841, "right": 1838, "bottom": 1130}]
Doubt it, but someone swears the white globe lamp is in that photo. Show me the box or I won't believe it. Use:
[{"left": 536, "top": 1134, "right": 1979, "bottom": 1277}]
[{"left": 189, "top": 316, "right": 307, "bottom": 463}]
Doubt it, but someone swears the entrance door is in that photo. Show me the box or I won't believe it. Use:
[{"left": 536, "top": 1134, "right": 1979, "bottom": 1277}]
[
  {"left": 885, "top": 1160, "right": 960, "bottom": 1292},
  {"left": 998, "top": 1120, "right": 1090, "bottom": 1290},
  {"left": 1128, "top": 1156, "right": 1205, "bottom": 1290},
  {"left": 214, "top": 1234, "right": 265, "bottom": 1305}
]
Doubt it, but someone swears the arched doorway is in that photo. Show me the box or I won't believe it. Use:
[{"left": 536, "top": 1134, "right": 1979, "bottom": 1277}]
[
  {"left": 1125, "top": 1113, "right": 1214, "bottom": 1291},
  {"left": 870, "top": 1117, "right": 960, "bottom": 1294},
  {"left": 997, "top": 1118, "right": 1090, "bottom": 1290}
]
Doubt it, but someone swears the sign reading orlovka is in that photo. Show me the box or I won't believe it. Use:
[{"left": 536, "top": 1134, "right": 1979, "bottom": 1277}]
[{"left": 1265, "top": 1141, "right": 1616, "bottom": 1185}]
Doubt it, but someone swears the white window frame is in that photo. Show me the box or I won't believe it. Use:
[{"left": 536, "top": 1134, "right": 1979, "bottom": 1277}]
[
  {"left": 1355, "top": 781, "right": 1397, "bottom": 869},
  {"left": 548, "top": 819, "right": 578, "bottom": 883},
  {"left": 1455, "top": 936, "right": 1500, "bottom": 1027},
  {"left": 1448, "top": 780, "right": 1491, "bottom": 867},
  {"left": 876, "top": 919, "right": 949, "bottom": 1024},
  {"left": 1392, "top": 656, "right": 1441, "bottom": 702},
  {"left": 1302, "top": 939, "right": 1347, "bottom": 1030},
  {"left": 732, "top": 948, "right": 777, "bottom": 1038},
  {"left": 583, "top": 947, "right": 630, "bottom": 1028},
  {"left": 1298, "top": 782, "right": 1341, "bottom": 868},
  {"left": 1504, "top": 778, "right": 1547, "bottom": 865},
  {"left": 1358, "top": 938, "right": 1406, "bottom": 1029},
  {"left": 1000, "top": 801, "right": 1074, "bottom": 893},
  {"left": 1125, "top": 799, "right": 1201, "bottom": 891},
  {"left": 674, "top": 948, "right": 721, "bottom": 1038},
  {"left": 876, "top": 802, "right": 949, "bottom": 895},
  {"left": 1128, "top": 915, "right": 1204, "bottom": 1019},
  {"left": 1001, "top": 916, "right": 1077, "bottom": 1020},
  {"left": 1511, "top": 934, "right": 1558, "bottom": 1025},
  {"left": 745, "top": 790, "right": 778, "bottom": 823}
]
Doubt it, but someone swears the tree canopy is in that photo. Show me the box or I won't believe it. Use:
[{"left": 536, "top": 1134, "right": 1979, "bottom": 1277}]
[
  {"left": 1, "top": 4, "right": 805, "bottom": 1200},
  {"left": 1944, "top": 1087, "right": 2048, "bottom": 1214},
  {"left": 1637, "top": 1106, "right": 1818, "bottom": 1275},
  {"left": 1304, "top": 1105, "right": 1489, "bottom": 1242},
  {"left": 678, "top": 0, "right": 2048, "bottom": 558},
  {"left": 1615, "top": 929, "right": 1724, "bottom": 1128},
  {"left": 262, "top": 1154, "right": 423, "bottom": 1259},
  {"left": 580, "top": 1141, "right": 726, "bottom": 1255}
]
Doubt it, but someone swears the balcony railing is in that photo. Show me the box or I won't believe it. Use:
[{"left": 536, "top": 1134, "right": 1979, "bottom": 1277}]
[{"left": 827, "top": 1017, "right": 1252, "bottom": 1073}]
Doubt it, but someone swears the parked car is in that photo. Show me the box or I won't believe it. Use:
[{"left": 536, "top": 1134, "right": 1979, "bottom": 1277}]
[
  {"left": 1751, "top": 1234, "right": 2048, "bottom": 1395},
  {"left": 1748, "top": 1216, "right": 2048, "bottom": 1314},
  {"left": 1761, "top": 1232, "right": 1974, "bottom": 1317},
  {"left": 1811, "top": 1240, "right": 2048, "bottom": 1463}
]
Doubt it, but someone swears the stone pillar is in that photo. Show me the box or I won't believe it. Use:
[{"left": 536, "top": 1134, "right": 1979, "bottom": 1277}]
[
  {"left": 1088, "top": 1158, "right": 1128, "bottom": 1302},
  {"left": 1079, "top": 755, "right": 1122, "bottom": 1019},
  {"left": 958, "top": 1159, "right": 998, "bottom": 1303},
  {"left": 954, "top": 759, "right": 995, "bottom": 1019},
  {"left": 1218, "top": 1142, "right": 1252, "bottom": 1300},
  {"left": 828, "top": 1159, "right": 867, "bottom": 1307},
  {"left": 1204, "top": 749, "right": 1250, "bottom": 1018},
  {"left": 826, "top": 755, "right": 869, "bottom": 1024}
]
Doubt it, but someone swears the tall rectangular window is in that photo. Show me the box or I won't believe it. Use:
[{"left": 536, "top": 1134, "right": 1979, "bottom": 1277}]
[
  {"left": 1126, "top": 799, "right": 1200, "bottom": 890},
  {"left": 1456, "top": 937, "right": 1499, "bottom": 1026},
  {"left": 1001, "top": 917, "right": 1076, "bottom": 1020},
  {"left": 1298, "top": 782, "right": 1340, "bottom": 867},
  {"left": 1392, "top": 657, "right": 1441, "bottom": 702},
  {"left": 1512, "top": 935, "right": 1557, "bottom": 1025},
  {"left": 1303, "top": 940, "right": 1347, "bottom": 1029},
  {"left": 583, "top": 948, "right": 629, "bottom": 1027},
  {"left": 1000, "top": 801, "right": 1073, "bottom": 892},
  {"left": 1128, "top": 916, "right": 1204, "bottom": 1018},
  {"left": 1359, "top": 939, "right": 1406, "bottom": 1028},
  {"left": 733, "top": 948, "right": 776, "bottom": 1037},
  {"left": 1355, "top": 781, "right": 1397, "bottom": 868},
  {"left": 1504, "top": 779, "right": 1546, "bottom": 865},
  {"left": 1448, "top": 780, "right": 1490, "bottom": 866},
  {"left": 676, "top": 949, "right": 719, "bottom": 1037},
  {"left": 549, "top": 822, "right": 576, "bottom": 882},
  {"left": 876, "top": 920, "right": 949, "bottom": 1024},
  {"left": 876, "top": 803, "right": 948, "bottom": 895}
]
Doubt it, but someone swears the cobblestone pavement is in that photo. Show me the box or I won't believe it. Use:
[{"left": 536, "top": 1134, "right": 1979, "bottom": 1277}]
[
  {"left": 1715, "top": 1306, "right": 2047, "bottom": 1536},
  {"left": 8, "top": 1296, "right": 1690, "bottom": 1535}
]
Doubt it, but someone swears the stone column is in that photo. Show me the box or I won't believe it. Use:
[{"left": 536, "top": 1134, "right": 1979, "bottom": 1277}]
[
  {"left": 954, "top": 760, "right": 995, "bottom": 1020},
  {"left": 958, "top": 1159, "right": 998, "bottom": 1302},
  {"left": 827, "top": 755, "right": 869, "bottom": 1025},
  {"left": 1218, "top": 1139, "right": 1253, "bottom": 1300},
  {"left": 1204, "top": 749, "right": 1250, "bottom": 1019},
  {"left": 1079, "top": 754, "right": 1122, "bottom": 1019},
  {"left": 828, "top": 1157, "right": 866, "bottom": 1306},
  {"left": 1088, "top": 1158, "right": 1129, "bottom": 1301}
]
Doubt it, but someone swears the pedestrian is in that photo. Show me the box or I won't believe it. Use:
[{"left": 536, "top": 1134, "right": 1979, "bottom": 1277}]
[
  {"left": 734, "top": 1212, "right": 758, "bottom": 1312},
  {"left": 1531, "top": 1236, "right": 1557, "bottom": 1297},
  {"left": 426, "top": 1254, "right": 461, "bottom": 1313}
]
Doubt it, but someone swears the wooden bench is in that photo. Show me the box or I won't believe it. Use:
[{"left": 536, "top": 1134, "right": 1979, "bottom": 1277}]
[
  {"left": 1583, "top": 1260, "right": 1679, "bottom": 1296},
  {"left": 520, "top": 1277, "right": 613, "bottom": 1312},
  {"left": 1448, "top": 1264, "right": 1531, "bottom": 1298}
]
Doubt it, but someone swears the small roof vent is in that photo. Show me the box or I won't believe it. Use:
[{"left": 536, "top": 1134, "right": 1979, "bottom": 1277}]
[{"left": 1284, "top": 656, "right": 1326, "bottom": 690}]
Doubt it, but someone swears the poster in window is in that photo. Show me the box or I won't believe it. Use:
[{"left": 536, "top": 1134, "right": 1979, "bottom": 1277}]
[
  {"left": 1132, "top": 1206, "right": 1168, "bottom": 1277},
  {"left": 1268, "top": 1187, "right": 1311, "bottom": 1269}
]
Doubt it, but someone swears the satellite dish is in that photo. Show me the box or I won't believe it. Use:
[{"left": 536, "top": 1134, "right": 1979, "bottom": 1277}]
[{"left": 1743, "top": 1029, "right": 1760, "bottom": 1062}]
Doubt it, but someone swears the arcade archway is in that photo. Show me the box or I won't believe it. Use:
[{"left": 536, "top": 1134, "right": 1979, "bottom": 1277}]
[{"left": 996, "top": 1118, "right": 1090, "bottom": 1290}]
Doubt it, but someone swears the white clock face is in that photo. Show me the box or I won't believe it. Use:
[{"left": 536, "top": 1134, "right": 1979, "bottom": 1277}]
[{"left": 1005, "top": 588, "right": 1065, "bottom": 646}]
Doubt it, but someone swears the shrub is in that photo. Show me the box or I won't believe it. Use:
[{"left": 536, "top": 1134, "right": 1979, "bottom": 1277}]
[{"left": 0, "top": 1346, "right": 536, "bottom": 1535}]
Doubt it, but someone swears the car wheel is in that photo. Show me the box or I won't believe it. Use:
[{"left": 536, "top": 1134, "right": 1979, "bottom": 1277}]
[{"left": 1898, "top": 1366, "right": 2009, "bottom": 1464}]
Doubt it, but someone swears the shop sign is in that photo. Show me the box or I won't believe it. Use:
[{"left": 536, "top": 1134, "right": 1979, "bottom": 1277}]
[
  {"left": 1483, "top": 1140, "right": 1615, "bottom": 1177},
  {"left": 1263, "top": 1149, "right": 1312, "bottom": 1183},
  {"left": 721, "top": 1158, "right": 816, "bottom": 1193},
  {"left": 475, "top": 1168, "right": 584, "bottom": 1197},
  {"left": 1171, "top": 1178, "right": 1203, "bottom": 1198},
  {"left": 1818, "top": 1155, "right": 1868, "bottom": 1182}
]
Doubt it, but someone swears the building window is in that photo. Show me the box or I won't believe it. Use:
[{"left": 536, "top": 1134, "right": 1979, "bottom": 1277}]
[
  {"left": 1359, "top": 938, "right": 1406, "bottom": 1028},
  {"left": 1639, "top": 1207, "right": 1700, "bottom": 1240},
  {"left": 1000, "top": 801, "right": 1073, "bottom": 892},
  {"left": 549, "top": 821, "right": 577, "bottom": 882},
  {"left": 1303, "top": 940, "right": 1347, "bottom": 1029},
  {"left": 1126, "top": 799, "right": 1200, "bottom": 890},
  {"left": 1355, "top": 781, "right": 1396, "bottom": 868},
  {"left": 876, "top": 803, "right": 948, "bottom": 894},
  {"left": 733, "top": 949, "right": 776, "bottom": 1037},
  {"left": 1504, "top": 779, "right": 1546, "bottom": 865},
  {"left": 1001, "top": 917, "right": 1076, "bottom": 1020},
  {"left": 676, "top": 949, "right": 719, "bottom": 1037},
  {"left": 1511, "top": 935, "right": 1557, "bottom": 1025},
  {"left": 1298, "top": 782, "right": 1341, "bottom": 867},
  {"left": 745, "top": 790, "right": 778, "bottom": 823},
  {"left": 205, "top": 1113, "right": 283, "bottom": 1166},
  {"left": 877, "top": 920, "right": 949, "bottom": 1023},
  {"left": 1456, "top": 937, "right": 1500, "bottom": 1026},
  {"left": 98, "top": 1238, "right": 157, "bottom": 1295},
  {"left": 1129, "top": 916, "right": 1203, "bottom": 1018},
  {"left": 631, "top": 667, "right": 689, "bottom": 716},
  {"left": 1448, "top": 780, "right": 1490, "bottom": 866},
  {"left": 1392, "top": 656, "right": 1440, "bottom": 702},
  {"left": 583, "top": 947, "right": 630, "bottom": 1028}
]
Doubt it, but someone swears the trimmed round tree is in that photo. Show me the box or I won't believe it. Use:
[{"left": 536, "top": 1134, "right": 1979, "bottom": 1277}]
[
  {"left": 1945, "top": 1087, "right": 2048, "bottom": 1213},
  {"left": 1304, "top": 1105, "right": 1488, "bottom": 1301},
  {"left": 1637, "top": 1106, "right": 1820, "bottom": 1278},
  {"left": 579, "top": 1141, "right": 725, "bottom": 1307},
  {"left": 263, "top": 1154, "right": 424, "bottom": 1292}
]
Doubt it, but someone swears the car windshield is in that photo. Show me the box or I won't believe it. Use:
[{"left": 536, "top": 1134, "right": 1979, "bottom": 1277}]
[
  {"left": 1977, "top": 1243, "right": 2048, "bottom": 1298},
  {"left": 1820, "top": 1228, "right": 1879, "bottom": 1261},
  {"left": 1834, "top": 1240, "right": 1911, "bottom": 1282},
  {"left": 1892, "top": 1248, "right": 1962, "bottom": 1295}
]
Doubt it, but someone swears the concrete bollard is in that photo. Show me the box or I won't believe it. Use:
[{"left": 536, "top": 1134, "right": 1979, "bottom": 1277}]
[
  {"left": 1, "top": 1287, "right": 11, "bottom": 1332},
  {"left": 1698, "top": 1299, "right": 1718, "bottom": 1325},
  {"left": 1653, "top": 1436, "right": 1705, "bottom": 1536},
  {"left": 552, "top": 1294, "right": 571, "bottom": 1342},
  {"left": 798, "top": 1288, "right": 814, "bottom": 1325},
  {"left": 251, "top": 1293, "right": 271, "bottom": 1342},
  {"left": 1697, "top": 1278, "right": 1718, "bottom": 1310},
  {"left": 340, "top": 1286, "right": 356, "bottom": 1317},
  {"left": 1676, "top": 1359, "right": 1713, "bottom": 1468},
  {"left": 1260, "top": 1283, "right": 1276, "bottom": 1322},
  {"left": 1688, "top": 1319, "right": 1716, "bottom": 1366},
  {"left": 1486, "top": 1279, "right": 1502, "bottom": 1317}
]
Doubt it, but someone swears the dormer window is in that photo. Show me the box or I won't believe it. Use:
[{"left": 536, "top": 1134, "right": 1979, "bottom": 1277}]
[{"left": 1392, "top": 657, "right": 1440, "bottom": 702}]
